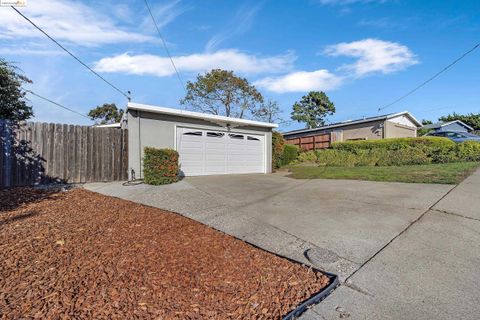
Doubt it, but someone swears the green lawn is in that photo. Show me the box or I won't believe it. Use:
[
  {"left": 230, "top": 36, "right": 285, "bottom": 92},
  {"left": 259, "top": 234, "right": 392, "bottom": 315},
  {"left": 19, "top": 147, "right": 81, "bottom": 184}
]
[{"left": 287, "top": 162, "right": 480, "bottom": 184}]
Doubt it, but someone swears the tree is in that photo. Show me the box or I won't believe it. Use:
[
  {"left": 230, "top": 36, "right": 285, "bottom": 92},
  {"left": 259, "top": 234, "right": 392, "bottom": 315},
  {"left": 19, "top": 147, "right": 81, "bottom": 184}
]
[
  {"left": 422, "top": 119, "right": 433, "bottom": 125},
  {"left": 251, "top": 100, "right": 283, "bottom": 124},
  {"left": 88, "top": 103, "right": 124, "bottom": 124},
  {"left": 180, "top": 69, "right": 263, "bottom": 119},
  {"left": 291, "top": 91, "right": 335, "bottom": 129},
  {"left": 439, "top": 112, "right": 480, "bottom": 131},
  {"left": 0, "top": 59, "right": 33, "bottom": 122}
]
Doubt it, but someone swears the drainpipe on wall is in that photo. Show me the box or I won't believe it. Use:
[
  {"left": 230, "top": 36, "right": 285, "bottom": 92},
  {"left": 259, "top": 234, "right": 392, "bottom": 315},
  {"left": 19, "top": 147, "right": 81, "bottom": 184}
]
[{"left": 138, "top": 110, "right": 142, "bottom": 179}]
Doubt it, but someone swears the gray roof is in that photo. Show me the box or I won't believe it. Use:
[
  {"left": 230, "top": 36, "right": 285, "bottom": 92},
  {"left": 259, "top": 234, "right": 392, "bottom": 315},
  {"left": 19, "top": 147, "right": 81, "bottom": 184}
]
[
  {"left": 422, "top": 120, "right": 474, "bottom": 131},
  {"left": 283, "top": 111, "right": 421, "bottom": 136}
]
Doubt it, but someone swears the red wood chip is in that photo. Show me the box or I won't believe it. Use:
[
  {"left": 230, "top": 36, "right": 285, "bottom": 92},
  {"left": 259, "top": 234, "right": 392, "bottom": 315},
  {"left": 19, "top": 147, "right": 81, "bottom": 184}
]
[{"left": 0, "top": 188, "right": 329, "bottom": 319}]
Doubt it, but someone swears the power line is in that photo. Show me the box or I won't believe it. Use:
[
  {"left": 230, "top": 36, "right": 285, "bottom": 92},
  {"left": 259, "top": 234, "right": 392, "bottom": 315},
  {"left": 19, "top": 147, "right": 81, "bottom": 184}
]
[
  {"left": 11, "top": 6, "right": 131, "bottom": 101},
  {"left": 378, "top": 41, "right": 480, "bottom": 112},
  {"left": 26, "top": 90, "right": 90, "bottom": 120},
  {"left": 143, "top": 0, "right": 186, "bottom": 92}
]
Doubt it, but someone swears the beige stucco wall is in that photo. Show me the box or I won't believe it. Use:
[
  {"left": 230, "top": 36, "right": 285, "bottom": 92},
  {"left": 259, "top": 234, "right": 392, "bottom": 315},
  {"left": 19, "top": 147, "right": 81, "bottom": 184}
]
[
  {"left": 384, "top": 121, "right": 417, "bottom": 138},
  {"left": 341, "top": 120, "right": 384, "bottom": 141},
  {"left": 127, "top": 110, "right": 273, "bottom": 179}
]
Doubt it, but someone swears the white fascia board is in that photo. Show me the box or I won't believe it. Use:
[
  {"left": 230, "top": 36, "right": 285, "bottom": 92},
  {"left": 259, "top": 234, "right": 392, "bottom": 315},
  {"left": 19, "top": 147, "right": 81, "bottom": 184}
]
[
  {"left": 440, "top": 120, "right": 474, "bottom": 131},
  {"left": 386, "top": 111, "right": 422, "bottom": 127},
  {"left": 93, "top": 123, "right": 121, "bottom": 128},
  {"left": 127, "top": 102, "right": 278, "bottom": 128}
]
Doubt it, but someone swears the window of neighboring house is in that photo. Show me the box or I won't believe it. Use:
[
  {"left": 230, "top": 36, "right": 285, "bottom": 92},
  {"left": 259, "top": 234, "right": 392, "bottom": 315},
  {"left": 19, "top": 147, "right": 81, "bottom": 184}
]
[
  {"left": 446, "top": 132, "right": 463, "bottom": 139},
  {"left": 346, "top": 137, "right": 367, "bottom": 141}
]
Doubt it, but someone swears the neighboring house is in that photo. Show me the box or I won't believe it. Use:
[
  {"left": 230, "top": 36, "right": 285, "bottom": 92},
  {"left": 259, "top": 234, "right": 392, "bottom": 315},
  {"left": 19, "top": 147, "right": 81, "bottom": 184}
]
[
  {"left": 125, "top": 103, "right": 277, "bottom": 179},
  {"left": 282, "top": 111, "right": 422, "bottom": 150},
  {"left": 422, "top": 120, "right": 473, "bottom": 133}
]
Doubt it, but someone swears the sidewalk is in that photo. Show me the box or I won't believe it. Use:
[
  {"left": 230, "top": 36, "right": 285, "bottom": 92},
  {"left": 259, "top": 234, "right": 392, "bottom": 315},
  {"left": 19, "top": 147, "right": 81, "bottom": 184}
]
[{"left": 307, "top": 169, "right": 480, "bottom": 320}]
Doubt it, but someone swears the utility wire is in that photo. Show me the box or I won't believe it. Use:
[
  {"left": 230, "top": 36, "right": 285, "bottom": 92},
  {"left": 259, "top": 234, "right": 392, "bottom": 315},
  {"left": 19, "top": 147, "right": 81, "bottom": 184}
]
[
  {"left": 26, "top": 90, "right": 90, "bottom": 120},
  {"left": 11, "top": 6, "right": 131, "bottom": 101},
  {"left": 378, "top": 41, "right": 480, "bottom": 112},
  {"left": 143, "top": 0, "right": 186, "bottom": 92}
]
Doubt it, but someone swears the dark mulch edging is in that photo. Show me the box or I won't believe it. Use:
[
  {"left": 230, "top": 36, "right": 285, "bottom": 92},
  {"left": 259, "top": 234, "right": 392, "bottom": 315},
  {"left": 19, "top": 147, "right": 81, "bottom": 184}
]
[{"left": 0, "top": 188, "right": 335, "bottom": 319}]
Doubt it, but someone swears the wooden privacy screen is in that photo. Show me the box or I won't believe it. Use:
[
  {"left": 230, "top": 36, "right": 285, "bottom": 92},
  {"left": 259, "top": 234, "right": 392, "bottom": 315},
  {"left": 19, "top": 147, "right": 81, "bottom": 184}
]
[
  {"left": 285, "top": 133, "right": 331, "bottom": 151},
  {"left": 0, "top": 120, "right": 128, "bottom": 187}
]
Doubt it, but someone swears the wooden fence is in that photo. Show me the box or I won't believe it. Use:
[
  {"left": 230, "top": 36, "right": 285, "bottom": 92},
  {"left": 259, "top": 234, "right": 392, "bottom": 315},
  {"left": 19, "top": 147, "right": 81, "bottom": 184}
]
[
  {"left": 285, "top": 133, "right": 331, "bottom": 151},
  {"left": 0, "top": 120, "right": 128, "bottom": 187}
]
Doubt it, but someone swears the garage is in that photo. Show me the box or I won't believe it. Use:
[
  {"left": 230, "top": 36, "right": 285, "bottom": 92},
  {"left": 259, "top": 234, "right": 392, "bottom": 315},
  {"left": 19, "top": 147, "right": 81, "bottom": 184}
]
[
  {"left": 176, "top": 127, "right": 265, "bottom": 176},
  {"left": 125, "top": 103, "right": 277, "bottom": 179}
]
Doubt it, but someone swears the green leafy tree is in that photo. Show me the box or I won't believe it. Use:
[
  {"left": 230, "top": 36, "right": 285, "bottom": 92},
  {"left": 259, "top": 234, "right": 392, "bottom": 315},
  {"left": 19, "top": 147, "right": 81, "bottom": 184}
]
[
  {"left": 180, "top": 69, "right": 263, "bottom": 119},
  {"left": 88, "top": 103, "right": 124, "bottom": 124},
  {"left": 417, "top": 119, "right": 434, "bottom": 136},
  {"left": 0, "top": 59, "right": 33, "bottom": 121},
  {"left": 291, "top": 91, "right": 335, "bottom": 129},
  {"left": 252, "top": 99, "right": 283, "bottom": 124},
  {"left": 439, "top": 112, "right": 480, "bottom": 131}
]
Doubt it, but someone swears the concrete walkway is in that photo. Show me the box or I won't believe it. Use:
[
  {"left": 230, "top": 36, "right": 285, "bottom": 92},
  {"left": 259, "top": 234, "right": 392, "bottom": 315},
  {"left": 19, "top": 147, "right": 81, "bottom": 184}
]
[{"left": 84, "top": 171, "right": 480, "bottom": 319}]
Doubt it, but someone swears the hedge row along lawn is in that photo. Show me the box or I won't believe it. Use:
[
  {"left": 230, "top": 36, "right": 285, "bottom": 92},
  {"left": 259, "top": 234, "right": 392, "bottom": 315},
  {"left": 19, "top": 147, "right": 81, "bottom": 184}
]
[
  {"left": 0, "top": 188, "right": 329, "bottom": 319},
  {"left": 287, "top": 162, "right": 480, "bottom": 184}
]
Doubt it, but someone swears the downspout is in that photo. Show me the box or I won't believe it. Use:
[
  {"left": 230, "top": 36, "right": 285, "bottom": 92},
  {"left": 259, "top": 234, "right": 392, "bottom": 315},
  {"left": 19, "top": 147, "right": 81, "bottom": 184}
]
[{"left": 138, "top": 110, "right": 142, "bottom": 179}]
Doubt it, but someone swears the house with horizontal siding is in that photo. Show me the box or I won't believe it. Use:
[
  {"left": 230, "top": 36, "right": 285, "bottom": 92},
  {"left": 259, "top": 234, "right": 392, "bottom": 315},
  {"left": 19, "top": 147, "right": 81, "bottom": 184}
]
[
  {"left": 282, "top": 111, "right": 422, "bottom": 150},
  {"left": 422, "top": 120, "right": 473, "bottom": 133}
]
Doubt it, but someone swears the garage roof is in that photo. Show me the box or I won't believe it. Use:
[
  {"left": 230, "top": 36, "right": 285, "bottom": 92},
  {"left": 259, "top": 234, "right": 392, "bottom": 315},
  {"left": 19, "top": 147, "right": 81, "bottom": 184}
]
[{"left": 127, "top": 103, "right": 278, "bottom": 128}]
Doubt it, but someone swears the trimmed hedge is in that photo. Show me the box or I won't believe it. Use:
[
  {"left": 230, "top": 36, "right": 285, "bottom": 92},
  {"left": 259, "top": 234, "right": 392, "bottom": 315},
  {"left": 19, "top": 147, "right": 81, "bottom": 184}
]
[
  {"left": 332, "top": 137, "right": 456, "bottom": 152},
  {"left": 272, "top": 131, "right": 285, "bottom": 169},
  {"left": 456, "top": 141, "right": 480, "bottom": 162},
  {"left": 282, "top": 144, "right": 299, "bottom": 165},
  {"left": 143, "top": 147, "right": 179, "bottom": 185},
  {"left": 294, "top": 138, "right": 480, "bottom": 167}
]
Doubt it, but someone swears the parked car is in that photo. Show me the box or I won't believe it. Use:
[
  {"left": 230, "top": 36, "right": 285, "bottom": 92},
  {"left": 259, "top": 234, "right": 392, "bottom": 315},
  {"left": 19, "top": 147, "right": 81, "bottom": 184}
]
[{"left": 426, "top": 131, "right": 480, "bottom": 143}]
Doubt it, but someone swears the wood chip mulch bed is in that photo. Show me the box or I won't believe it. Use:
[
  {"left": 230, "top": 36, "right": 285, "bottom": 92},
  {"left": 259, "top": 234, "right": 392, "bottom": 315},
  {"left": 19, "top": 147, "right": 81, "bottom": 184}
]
[{"left": 0, "top": 188, "right": 329, "bottom": 319}]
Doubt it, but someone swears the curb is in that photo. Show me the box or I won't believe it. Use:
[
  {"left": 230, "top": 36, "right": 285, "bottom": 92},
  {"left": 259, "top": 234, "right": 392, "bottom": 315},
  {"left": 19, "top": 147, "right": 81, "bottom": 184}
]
[{"left": 283, "top": 270, "right": 340, "bottom": 320}]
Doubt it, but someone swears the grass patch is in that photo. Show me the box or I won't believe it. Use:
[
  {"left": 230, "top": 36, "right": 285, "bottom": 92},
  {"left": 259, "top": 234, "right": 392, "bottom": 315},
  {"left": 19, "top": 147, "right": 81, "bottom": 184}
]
[{"left": 287, "top": 162, "right": 480, "bottom": 184}]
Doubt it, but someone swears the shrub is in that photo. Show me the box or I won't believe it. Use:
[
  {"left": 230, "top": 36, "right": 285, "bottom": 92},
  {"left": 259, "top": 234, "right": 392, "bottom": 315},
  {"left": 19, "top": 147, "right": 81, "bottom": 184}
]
[
  {"left": 272, "top": 131, "right": 285, "bottom": 169},
  {"left": 143, "top": 147, "right": 179, "bottom": 185},
  {"left": 316, "top": 149, "right": 357, "bottom": 167},
  {"left": 332, "top": 137, "right": 455, "bottom": 153},
  {"left": 297, "top": 150, "right": 318, "bottom": 163},
  {"left": 456, "top": 141, "right": 480, "bottom": 162},
  {"left": 282, "top": 144, "right": 299, "bottom": 165},
  {"left": 377, "top": 148, "right": 431, "bottom": 166},
  {"left": 354, "top": 149, "right": 387, "bottom": 166}
]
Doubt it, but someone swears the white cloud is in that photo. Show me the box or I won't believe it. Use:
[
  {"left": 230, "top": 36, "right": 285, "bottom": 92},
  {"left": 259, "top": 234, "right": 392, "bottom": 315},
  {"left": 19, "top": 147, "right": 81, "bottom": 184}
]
[
  {"left": 206, "top": 3, "right": 262, "bottom": 52},
  {"left": 0, "top": 0, "right": 154, "bottom": 46},
  {"left": 324, "top": 38, "right": 418, "bottom": 77},
  {"left": 140, "top": 0, "right": 190, "bottom": 32},
  {"left": 255, "top": 70, "right": 343, "bottom": 93},
  {"left": 94, "top": 49, "right": 295, "bottom": 76}
]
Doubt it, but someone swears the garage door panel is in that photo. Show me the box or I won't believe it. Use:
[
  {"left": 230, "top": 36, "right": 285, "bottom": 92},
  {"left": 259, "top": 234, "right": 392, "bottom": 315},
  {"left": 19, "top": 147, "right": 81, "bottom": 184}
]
[{"left": 177, "top": 127, "right": 265, "bottom": 176}]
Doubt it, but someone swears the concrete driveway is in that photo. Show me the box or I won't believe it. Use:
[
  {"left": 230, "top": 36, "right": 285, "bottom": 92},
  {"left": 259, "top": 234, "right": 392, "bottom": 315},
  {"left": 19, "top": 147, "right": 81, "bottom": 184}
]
[
  {"left": 84, "top": 171, "right": 480, "bottom": 319},
  {"left": 85, "top": 174, "right": 451, "bottom": 279}
]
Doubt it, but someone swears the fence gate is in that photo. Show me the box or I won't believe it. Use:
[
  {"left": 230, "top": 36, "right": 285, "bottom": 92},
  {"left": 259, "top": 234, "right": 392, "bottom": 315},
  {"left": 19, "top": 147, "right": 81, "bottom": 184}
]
[{"left": 0, "top": 120, "right": 128, "bottom": 187}]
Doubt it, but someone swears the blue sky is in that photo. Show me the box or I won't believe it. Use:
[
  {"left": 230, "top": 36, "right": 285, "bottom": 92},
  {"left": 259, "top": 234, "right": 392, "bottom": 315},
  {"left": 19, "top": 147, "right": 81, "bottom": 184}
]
[{"left": 1, "top": 0, "right": 479, "bottom": 131}]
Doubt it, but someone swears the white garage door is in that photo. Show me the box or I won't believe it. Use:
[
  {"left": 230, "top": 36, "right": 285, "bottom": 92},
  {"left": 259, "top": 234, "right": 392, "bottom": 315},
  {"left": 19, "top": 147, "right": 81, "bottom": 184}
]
[{"left": 176, "top": 127, "right": 265, "bottom": 176}]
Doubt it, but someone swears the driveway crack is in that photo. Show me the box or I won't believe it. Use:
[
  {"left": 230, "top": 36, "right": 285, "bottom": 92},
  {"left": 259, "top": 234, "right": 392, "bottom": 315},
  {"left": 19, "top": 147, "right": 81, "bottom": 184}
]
[
  {"left": 345, "top": 181, "right": 462, "bottom": 282},
  {"left": 430, "top": 208, "right": 480, "bottom": 222}
]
